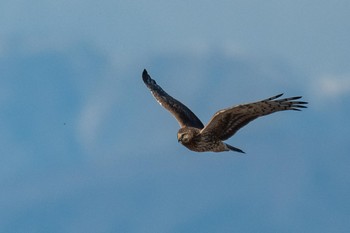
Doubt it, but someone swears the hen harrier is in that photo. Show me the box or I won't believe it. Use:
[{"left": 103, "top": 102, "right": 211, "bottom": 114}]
[{"left": 142, "top": 69, "right": 307, "bottom": 153}]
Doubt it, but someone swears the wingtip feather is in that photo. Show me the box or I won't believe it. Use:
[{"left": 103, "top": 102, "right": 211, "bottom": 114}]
[
  {"left": 142, "top": 69, "right": 156, "bottom": 86},
  {"left": 265, "top": 93, "right": 283, "bottom": 101}
]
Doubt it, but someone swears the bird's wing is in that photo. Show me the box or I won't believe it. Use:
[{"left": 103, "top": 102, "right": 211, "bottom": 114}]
[
  {"left": 200, "top": 94, "right": 307, "bottom": 140},
  {"left": 142, "top": 69, "right": 204, "bottom": 129}
]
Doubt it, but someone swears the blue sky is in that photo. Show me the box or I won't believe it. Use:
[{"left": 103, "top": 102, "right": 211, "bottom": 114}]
[{"left": 1, "top": 1, "right": 349, "bottom": 232}]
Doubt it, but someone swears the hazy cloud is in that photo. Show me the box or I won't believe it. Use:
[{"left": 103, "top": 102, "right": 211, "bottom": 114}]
[
  {"left": 314, "top": 74, "right": 350, "bottom": 98},
  {"left": 310, "top": 73, "right": 350, "bottom": 109}
]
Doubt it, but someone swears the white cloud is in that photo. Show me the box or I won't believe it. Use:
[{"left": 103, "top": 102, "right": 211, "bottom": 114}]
[
  {"left": 76, "top": 78, "right": 120, "bottom": 154},
  {"left": 310, "top": 73, "right": 350, "bottom": 106},
  {"left": 317, "top": 74, "right": 350, "bottom": 97},
  {"left": 77, "top": 96, "right": 106, "bottom": 148}
]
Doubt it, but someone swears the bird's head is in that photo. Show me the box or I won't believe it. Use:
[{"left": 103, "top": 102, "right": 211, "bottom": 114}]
[
  {"left": 177, "top": 127, "right": 197, "bottom": 144},
  {"left": 178, "top": 132, "right": 190, "bottom": 143}
]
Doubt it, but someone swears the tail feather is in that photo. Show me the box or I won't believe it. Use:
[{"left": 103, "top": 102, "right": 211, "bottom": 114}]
[{"left": 226, "top": 143, "right": 245, "bottom": 154}]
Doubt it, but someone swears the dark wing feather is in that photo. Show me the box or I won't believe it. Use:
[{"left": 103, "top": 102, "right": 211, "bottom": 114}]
[
  {"left": 142, "top": 69, "right": 204, "bottom": 129},
  {"left": 200, "top": 94, "right": 308, "bottom": 140}
]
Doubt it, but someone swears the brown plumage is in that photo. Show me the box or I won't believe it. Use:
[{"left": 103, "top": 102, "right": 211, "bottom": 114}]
[{"left": 142, "top": 69, "right": 307, "bottom": 153}]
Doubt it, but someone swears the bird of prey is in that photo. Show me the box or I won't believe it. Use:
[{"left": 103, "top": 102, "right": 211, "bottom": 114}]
[{"left": 142, "top": 69, "right": 307, "bottom": 153}]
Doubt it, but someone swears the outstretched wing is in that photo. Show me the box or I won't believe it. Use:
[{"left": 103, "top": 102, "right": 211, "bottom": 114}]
[
  {"left": 200, "top": 94, "right": 308, "bottom": 140},
  {"left": 142, "top": 69, "right": 204, "bottom": 129}
]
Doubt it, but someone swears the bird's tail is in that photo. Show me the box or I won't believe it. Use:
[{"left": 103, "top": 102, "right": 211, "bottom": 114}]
[{"left": 226, "top": 143, "right": 245, "bottom": 154}]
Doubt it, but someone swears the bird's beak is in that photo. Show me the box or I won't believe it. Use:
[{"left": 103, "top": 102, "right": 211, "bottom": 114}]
[{"left": 177, "top": 138, "right": 181, "bottom": 143}]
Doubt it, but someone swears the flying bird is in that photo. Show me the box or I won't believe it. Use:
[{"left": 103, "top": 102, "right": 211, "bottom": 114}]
[{"left": 142, "top": 69, "right": 307, "bottom": 153}]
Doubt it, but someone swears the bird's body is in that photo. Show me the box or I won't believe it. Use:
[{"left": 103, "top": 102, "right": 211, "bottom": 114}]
[
  {"left": 177, "top": 127, "right": 243, "bottom": 153},
  {"left": 177, "top": 127, "right": 227, "bottom": 152},
  {"left": 142, "top": 69, "right": 307, "bottom": 153}
]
